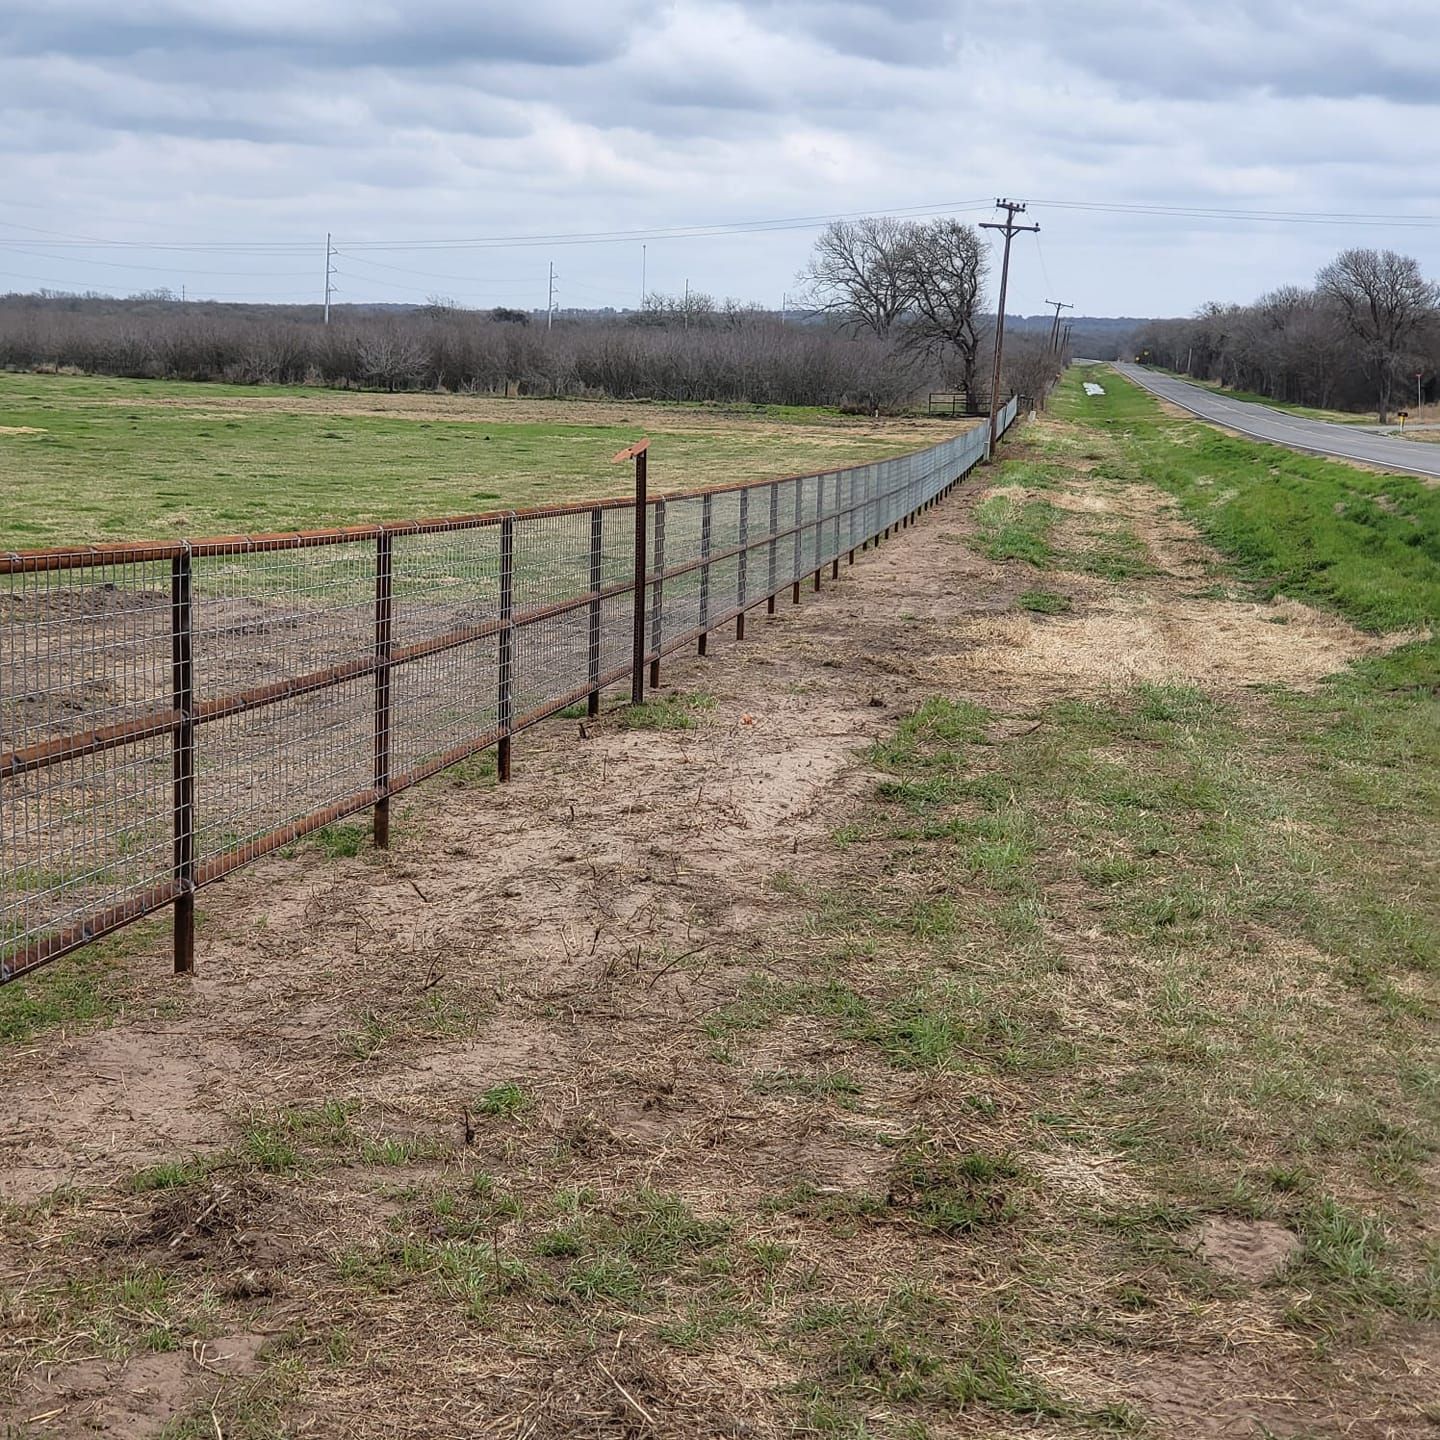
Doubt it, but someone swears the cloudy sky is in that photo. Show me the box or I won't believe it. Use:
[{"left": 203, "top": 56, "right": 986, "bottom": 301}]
[{"left": 3, "top": 0, "right": 1438, "bottom": 317}]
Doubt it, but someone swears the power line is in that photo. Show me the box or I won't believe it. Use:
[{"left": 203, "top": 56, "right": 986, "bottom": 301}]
[
  {"left": 4, "top": 196, "right": 1439, "bottom": 260},
  {"left": 0, "top": 244, "right": 313, "bottom": 278},
  {"left": 0, "top": 199, "right": 999, "bottom": 254},
  {"left": 1028, "top": 198, "right": 1440, "bottom": 228}
]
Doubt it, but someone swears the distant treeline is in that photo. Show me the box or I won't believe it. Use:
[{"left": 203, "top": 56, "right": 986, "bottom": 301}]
[
  {"left": 1133, "top": 248, "right": 1440, "bottom": 421},
  {"left": 0, "top": 294, "right": 921, "bottom": 411},
  {"left": 0, "top": 291, "right": 1096, "bottom": 412}
]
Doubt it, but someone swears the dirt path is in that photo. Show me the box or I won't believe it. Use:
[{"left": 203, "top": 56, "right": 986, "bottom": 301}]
[{"left": 0, "top": 429, "right": 1411, "bottom": 1437}]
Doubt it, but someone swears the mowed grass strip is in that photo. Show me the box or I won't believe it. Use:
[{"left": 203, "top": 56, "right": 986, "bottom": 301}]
[
  {"left": 0, "top": 372, "right": 947, "bottom": 547},
  {"left": 1075, "top": 369, "right": 1440, "bottom": 645}
]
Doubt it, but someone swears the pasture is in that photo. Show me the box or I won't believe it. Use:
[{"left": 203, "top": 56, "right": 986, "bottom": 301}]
[{"left": 0, "top": 372, "right": 947, "bottom": 548}]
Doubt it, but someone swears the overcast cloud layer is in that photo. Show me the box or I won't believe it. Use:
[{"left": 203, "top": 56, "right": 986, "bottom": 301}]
[{"left": 4, "top": 0, "right": 1438, "bottom": 316}]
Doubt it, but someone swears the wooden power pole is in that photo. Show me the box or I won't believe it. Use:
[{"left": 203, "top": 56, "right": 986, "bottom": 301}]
[
  {"left": 981, "top": 199, "right": 1039, "bottom": 455},
  {"left": 1044, "top": 298, "right": 1072, "bottom": 353}
]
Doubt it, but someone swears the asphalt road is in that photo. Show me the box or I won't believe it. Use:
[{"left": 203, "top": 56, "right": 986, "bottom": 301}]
[{"left": 1111, "top": 363, "right": 1440, "bottom": 481}]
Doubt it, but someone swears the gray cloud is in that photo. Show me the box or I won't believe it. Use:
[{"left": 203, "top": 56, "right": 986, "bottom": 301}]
[{"left": 1, "top": 0, "right": 1437, "bottom": 316}]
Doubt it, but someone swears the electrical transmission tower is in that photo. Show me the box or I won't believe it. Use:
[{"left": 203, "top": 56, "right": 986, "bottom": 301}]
[{"left": 323, "top": 233, "right": 335, "bottom": 324}]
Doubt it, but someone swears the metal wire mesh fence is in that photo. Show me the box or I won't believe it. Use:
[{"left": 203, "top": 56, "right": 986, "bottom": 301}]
[{"left": 0, "top": 401, "right": 1015, "bottom": 982}]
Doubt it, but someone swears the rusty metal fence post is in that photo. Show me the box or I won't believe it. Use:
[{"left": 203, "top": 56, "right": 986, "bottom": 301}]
[
  {"left": 736, "top": 488, "right": 748, "bottom": 641},
  {"left": 767, "top": 482, "right": 778, "bottom": 615},
  {"left": 170, "top": 545, "right": 195, "bottom": 974},
  {"left": 697, "top": 491, "right": 713, "bottom": 656},
  {"left": 373, "top": 531, "right": 394, "bottom": 848},
  {"left": 497, "top": 514, "right": 515, "bottom": 782},
  {"left": 608, "top": 439, "right": 651, "bottom": 705},
  {"left": 648, "top": 496, "right": 665, "bottom": 689},
  {"left": 791, "top": 480, "right": 803, "bottom": 604},
  {"left": 586, "top": 506, "right": 603, "bottom": 718}
]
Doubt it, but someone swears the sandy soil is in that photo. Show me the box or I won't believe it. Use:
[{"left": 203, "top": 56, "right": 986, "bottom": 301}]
[{"left": 0, "top": 442, "right": 1420, "bottom": 1437}]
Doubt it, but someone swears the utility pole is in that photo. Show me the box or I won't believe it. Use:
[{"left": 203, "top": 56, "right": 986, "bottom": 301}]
[
  {"left": 547, "top": 261, "right": 555, "bottom": 332},
  {"left": 980, "top": 199, "right": 1039, "bottom": 455},
  {"left": 641, "top": 244, "right": 647, "bottom": 309},
  {"left": 1044, "top": 298, "right": 1072, "bottom": 353},
  {"left": 1062, "top": 320, "right": 1073, "bottom": 354},
  {"left": 323, "top": 232, "right": 334, "bottom": 325},
  {"left": 683, "top": 277, "right": 690, "bottom": 332},
  {"left": 781, "top": 291, "right": 788, "bottom": 325}
]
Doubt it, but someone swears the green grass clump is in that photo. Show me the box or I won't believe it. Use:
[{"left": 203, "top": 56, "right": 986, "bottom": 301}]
[
  {"left": 618, "top": 692, "right": 717, "bottom": 730},
  {"left": 1018, "top": 589, "right": 1071, "bottom": 614},
  {"left": 972, "top": 493, "right": 1059, "bottom": 566},
  {"left": 475, "top": 1082, "right": 530, "bottom": 1118}
]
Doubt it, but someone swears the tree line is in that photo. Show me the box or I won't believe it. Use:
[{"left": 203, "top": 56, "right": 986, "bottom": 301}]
[
  {"left": 0, "top": 215, "right": 1066, "bottom": 412},
  {"left": 1133, "top": 248, "right": 1440, "bottom": 422}
]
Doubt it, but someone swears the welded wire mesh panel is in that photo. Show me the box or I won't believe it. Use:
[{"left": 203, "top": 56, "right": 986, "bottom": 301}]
[
  {"left": 653, "top": 493, "right": 706, "bottom": 644},
  {"left": 504, "top": 506, "right": 625, "bottom": 723},
  {"left": 1, "top": 557, "right": 175, "bottom": 976},
  {"left": 389, "top": 630, "right": 500, "bottom": 783},
  {"left": 391, "top": 523, "right": 502, "bottom": 651},
  {"left": 384, "top": 523, "right": 504, "bottom": 782},
  {"left": 192, "top": 541, "right": 374, "bottom": 701},
  {"left": 512, "top": 605, "right": 589, "bottom": 722},
  {"left": 704, "top": 490, "right": 743, "bottom": 623},
  {"left": 194, "top": 675, "right": 372, "bottom": 875}
]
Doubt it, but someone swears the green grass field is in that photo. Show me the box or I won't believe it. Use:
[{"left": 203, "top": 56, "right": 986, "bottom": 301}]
[{"left": 0, "top": 372, "right": 954, "bottom": 549}]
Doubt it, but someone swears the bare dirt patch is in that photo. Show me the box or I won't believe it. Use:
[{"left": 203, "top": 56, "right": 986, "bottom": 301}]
[
  {"left": 8, "top": 1334, "right": 265, "bottom": 1439},
  {"left": 939, "top": 476, "right": 1412, "bottom": 697},
  {"left": 1193, "top": 1216, "right": 1301, "bottom": 1285}
]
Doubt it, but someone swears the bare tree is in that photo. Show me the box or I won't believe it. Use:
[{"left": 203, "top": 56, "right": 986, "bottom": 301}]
[
  {"left": 800, "top": 216, "right": 917, "bottom": 337},
  {"left": 356, "top": 326, "right": 427, "bottom": 392},
  {"left": 1001, "top": 333, "right": 1063, "bottom": 410},
  {"left": 896, "top": 219, "right": 989, "bottom": 407},
  {"left": 630, "top": 290, "right": 717, "bottom": 329},
  {"left": 1317, "top": 248, "right": 1439, "bottom": 422}
]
